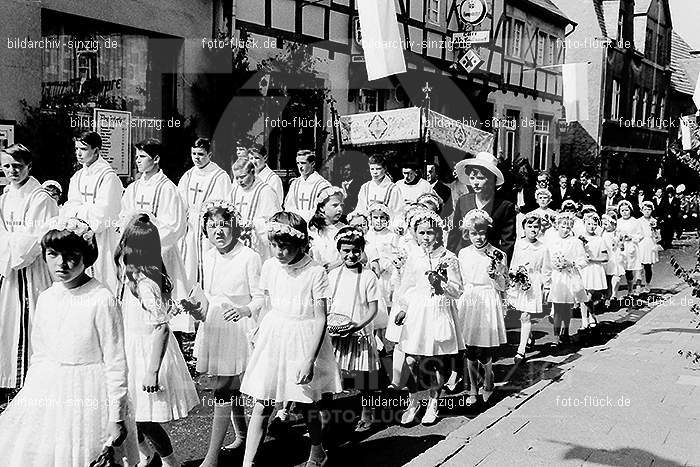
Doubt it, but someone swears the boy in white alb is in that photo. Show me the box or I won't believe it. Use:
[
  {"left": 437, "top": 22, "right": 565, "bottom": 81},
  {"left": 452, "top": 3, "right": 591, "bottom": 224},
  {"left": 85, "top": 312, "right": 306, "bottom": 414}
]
[
  {"left": 283, "top": 149, "right": 331, "bottom": 222},
  {"left": 394, "top": 163, "right": 433, "bottom": 216},
  {"left": 120, "top": 138, "right": 193, "bottom": 332},
  {"left": 355, "top": 154, "right": 403, "bottom": 220},
  {"left": 230, "top": 158, "right": 281, "bottom": 261},
  {"left": 178, "top": 137, "right": 231, "bottom": 286},
  {"left": 61, "top": 131, "right": 123, "bottom": 293},
  {"left": 248, "top": 144, "right": 284, "bottom": 205}
]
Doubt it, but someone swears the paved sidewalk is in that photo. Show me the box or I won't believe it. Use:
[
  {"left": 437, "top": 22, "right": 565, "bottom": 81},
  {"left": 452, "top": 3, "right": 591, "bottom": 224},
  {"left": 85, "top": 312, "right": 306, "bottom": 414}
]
[{"left": 408, "top": 286, "right": 700, "bottom": 467}]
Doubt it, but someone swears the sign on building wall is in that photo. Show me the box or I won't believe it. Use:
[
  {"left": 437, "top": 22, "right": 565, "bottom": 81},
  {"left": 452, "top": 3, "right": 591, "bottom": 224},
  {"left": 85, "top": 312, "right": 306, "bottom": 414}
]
[
  {"left": 93, "top": 108, "right": 131, "bottom": 176},
  {"left": 459, "top": 0, "right": 489, "bottom": 25}
]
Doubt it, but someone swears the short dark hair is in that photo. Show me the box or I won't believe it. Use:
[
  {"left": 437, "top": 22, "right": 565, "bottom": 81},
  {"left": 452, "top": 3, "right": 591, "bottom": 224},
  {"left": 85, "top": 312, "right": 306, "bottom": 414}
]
[
  {"left": 75, "top": 131, "right": 102, "bottom": 150},
  {"left": 192, "top": 137, "right": 211, "bottom": 152},
  {"left": 335, "top": 226, "right": 366, "bottom": 251},
  {"left": 368, "top": 154, "right": 387, "bottom": 168},
  {"left": 296, "top": 149, "right": 316, "bottom": 165},
  {"left": 267, "top": 211, "right": 308, "bottom": 248},
  {"left": 248, "top": 144, "right": 267, "bottom": 158},
  {"left": 202, "top": 206, "right": 242, "bottom": 239},
  {"left": 41, "top": 223, "right": 99, "bottom": 268},
  {"left": 1, "top": 143, "right": 33, "bottom": 165},
  {"left": 135, "top": 138, "right": 162, "bottom": 160}
]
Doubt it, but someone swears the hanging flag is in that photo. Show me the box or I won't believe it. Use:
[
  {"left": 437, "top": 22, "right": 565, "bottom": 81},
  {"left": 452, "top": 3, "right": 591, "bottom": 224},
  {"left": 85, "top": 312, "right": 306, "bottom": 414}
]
[
  {"left": 694, "top": 70, "right": 700, "bottom": 111},
  {"left": 562, "top": 63, "right": 589, "bottom": 122},
  {"left": 357, "top": 0, "right": 406, "bottom": 81}
]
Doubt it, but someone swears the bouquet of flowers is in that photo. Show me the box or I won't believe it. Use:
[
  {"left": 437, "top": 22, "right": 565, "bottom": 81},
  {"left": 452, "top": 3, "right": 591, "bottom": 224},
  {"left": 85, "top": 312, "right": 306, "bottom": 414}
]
[
  {"left": 425, "top": 254, "right": 457, "bottom": 296},
  {"left": 649, "top": 217, "right": 658, "bottom": 229},
  {"left": 239, "top": 222, "right": 256, "bottom": 249},
  {"left": 391, "top": 247, "right": 408, "bottom": 270},
  {"left": 486, "top": 249, "right": 506, "bottom": 280},
  {"left": 508, "top": 265, "right": 531, "bottom": 291},
  {"left": 552, "top": 252, "right": 573, "bottom": 271}
]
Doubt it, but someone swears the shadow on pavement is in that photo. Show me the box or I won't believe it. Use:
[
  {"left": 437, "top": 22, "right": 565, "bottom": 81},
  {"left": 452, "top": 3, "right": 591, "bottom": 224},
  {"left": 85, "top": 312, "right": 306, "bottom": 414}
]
[{"left": 546, "top": 440, "right": 685, "bottom": 466}]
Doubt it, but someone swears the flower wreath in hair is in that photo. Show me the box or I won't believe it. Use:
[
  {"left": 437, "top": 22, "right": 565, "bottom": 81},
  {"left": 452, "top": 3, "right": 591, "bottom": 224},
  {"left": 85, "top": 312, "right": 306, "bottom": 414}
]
[
  {"left": 346, "top": 210, "right": 368, "bottom": 225},
  {"left": 417, "top": 192, "right": 443, "bottom": 212},
  {"left": 316, "top": 186, "right": 345, "bottom": 207},
  {"left": 555, "top": 211, "right": 576, "bottom": 225},
  {"left": 410, "top": 208, "right": 444, "bottom": 232},
  {"left": 617, "top": 200, "right": 633, "bottom": 214},
  {"left": 266, "top": 221, "right": 307, "bottom": 240},
  {"left": 367, "top": 202, "right": 390, "bottom": 218},
  {"left": 334, "top": 227, "right": 365, "bottom": 242},
  {"left": 461, "top": 209, "right": 493, "bottom": 231},
  {"left": 54, "top": 217, "right": 95, "bottom": 243},
  {"left": 199, "top": 199, "right": 242, "bottom": 231}
]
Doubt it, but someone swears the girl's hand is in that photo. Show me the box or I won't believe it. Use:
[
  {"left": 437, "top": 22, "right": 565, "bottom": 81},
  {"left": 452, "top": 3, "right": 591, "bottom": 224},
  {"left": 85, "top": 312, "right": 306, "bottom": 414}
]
[
  {"left": 296, "top": 360, "right": 314, "bottom": 385},
  {"left": 223, "top": 306, "right": 251, "bottom": 322},
  {"left": 338, "top": 321, "right": 360, "bottom": 336},
  {"left": 107, "top": 421, "right": 127, "bottom": 447},
  {"left": 142, "top": 371, "right": 160, "bottom": 393},
  {"left": 394, "top": 310, "right": 406, "bottom": 325}
]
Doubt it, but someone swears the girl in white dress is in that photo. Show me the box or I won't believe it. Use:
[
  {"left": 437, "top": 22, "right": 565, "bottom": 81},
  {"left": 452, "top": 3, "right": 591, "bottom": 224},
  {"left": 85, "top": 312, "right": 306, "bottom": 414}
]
[
  {"left": 579, "top": 212, "right": 608, "bottom": 335},
  {"left": 544, "top": 213, "right": 589, "bottom": 345},
  {"left": 616, "top": 200, "right": 644, "bottom": 298},
  {"left": 602, "top": 213, "right": 625, "bottom": 307},
  {"left": 0, "top": 144, "right": 59, "bottom": 389},
  {"left": 508, "top": 213, "right": 549, "bottom": 364},
  {"left": 195, "top": 201, "right": 263, "bottom": 466},
  {"left": 328, "top": 226, "right": 380, "bottom": 432},
  {"left": 638, "top": 201, "right": 661, "bottom": 293},
  {"left": 0, "top": 218, "right": 138, "bottom": 466},
  {"left": 115, "top": 214, "right": 199, "bottom": 467},
  {"left": 309, "top": 186, "right": 346, "bottom": 272},
  {"left": 457, "top": 209, "right": 507, "bottom": 405},
  {"left": 240, "top": 211, "right": 342, "bottom": 467},
  {"left": 394, "top": 209, "right": 462, "bottom": 425},
  {"left": 363, "top": 203, "right": 395, "bottom": 333}
]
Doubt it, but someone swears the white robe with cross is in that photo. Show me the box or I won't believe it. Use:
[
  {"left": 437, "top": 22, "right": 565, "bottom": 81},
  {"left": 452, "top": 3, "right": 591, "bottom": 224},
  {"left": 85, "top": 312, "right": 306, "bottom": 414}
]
[
  {"left": 61, "top": 157, "right": 123, "bottom": 294},
  {"left": 283, "top": 171, "right": 331, "bottom": 223},
  {"left": 177, "top": 162, "right": 232, "bottom": 287},
  {"left": 120, "top": 170, "right": 193, "bottom": 332},
  {"left": 256, "top": 165, "right": 284, "bottom": 206},
  {"left": 0, "top": 177, "right": 59, "bottom": 388},
  {"left": 230, "top": 178, "right": 281, "bottom": 261},
  {"left": 356, "top": 175, "right": 403, "bottom": 220}
]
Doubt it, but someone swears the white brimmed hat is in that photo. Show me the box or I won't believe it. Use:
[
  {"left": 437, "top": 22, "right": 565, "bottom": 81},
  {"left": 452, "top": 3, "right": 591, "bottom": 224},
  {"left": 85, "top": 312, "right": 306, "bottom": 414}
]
[{"left": 454, "top": 152, "right": 504, "bottom": 187}]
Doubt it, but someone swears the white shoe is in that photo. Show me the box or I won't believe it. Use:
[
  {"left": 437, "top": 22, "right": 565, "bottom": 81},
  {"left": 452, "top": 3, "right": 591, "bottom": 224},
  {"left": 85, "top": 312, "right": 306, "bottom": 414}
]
[
  {"left": 400, "top": 396, "right": 420, "bottom": 425},
  {"left": 421, "top": 398, "right": 439, "bottom": 425}
]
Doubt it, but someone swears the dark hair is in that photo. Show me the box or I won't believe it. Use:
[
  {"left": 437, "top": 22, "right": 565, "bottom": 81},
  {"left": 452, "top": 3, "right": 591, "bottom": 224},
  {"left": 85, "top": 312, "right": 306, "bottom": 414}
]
[
  {"left": 0, "top": 143, "right": 33, "bottom": 165},
  {"left": 75, "top": 131, "right": 102, "bottom": 150},
  {"left": 248, "top": 144, "right": 267, "bottom": 158},
  {"left": 135, "top": 138, "right": 162, "bottom": 160},
  {"left": 413, "top": 216, "right": 444, "bottom": 247},
  {"left": 202, "top": 206, "right": 242, "bottom": 239},
  {"left": 522, "top": 215, "right": 542, "bottom": 228},
  {"left": 41, "top": 223, "right": 99, "bottom": 269},
  {"left": 296, "top": 149, "right": 316, "bottom": 165},
  {"left": 192, "top": 137, "right": 211, "bottom": 152},
  {"left": 114, "top": 213, "right": 173, "bottom": 300},
  {"left": 335, "top": 226, "right": 366, "bottom": 251},
  {"left": 308, "top": 190, "right": 345, "bottom": 232},
  {"left": 368, "top": 154, "right": 387, "bottom": 168},
  {"left": 267, "top": 211, "right": 308, "bottom": 248}
]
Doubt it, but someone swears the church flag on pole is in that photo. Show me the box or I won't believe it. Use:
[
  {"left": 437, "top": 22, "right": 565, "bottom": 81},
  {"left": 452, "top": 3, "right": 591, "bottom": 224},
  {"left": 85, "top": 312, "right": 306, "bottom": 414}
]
[{"left": 357, "top": 0, "right": 406, "bottom": 81}]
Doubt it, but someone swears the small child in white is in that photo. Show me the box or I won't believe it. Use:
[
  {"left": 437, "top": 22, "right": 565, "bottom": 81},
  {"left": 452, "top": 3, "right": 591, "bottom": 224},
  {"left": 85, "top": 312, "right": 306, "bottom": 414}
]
[
  {"left": 602, "top": 213, "right": 625, "bottom": 308},
  {"left": 637, "top": 201, "right": 661, "bottom": 293},
  {"left": 544, "top": 213, "right": 589, "bottom": 345},
  {"left": 579, "top": 212, "right": 608, "bottom": 335},
  {"left": 457, "top": 209, "right": 508, "bottom": 404},
  {"left": 309, "top": 186, "right": 347, "bottom": 272},
  {"left": 508, "top": 213, "right": 549, "bottom": 363},
  {"left": 328, "top": 226, "right": 380, "bottom": 432},
  {"left": 616, "top": 200, "right": 644, "bottom": 298}
]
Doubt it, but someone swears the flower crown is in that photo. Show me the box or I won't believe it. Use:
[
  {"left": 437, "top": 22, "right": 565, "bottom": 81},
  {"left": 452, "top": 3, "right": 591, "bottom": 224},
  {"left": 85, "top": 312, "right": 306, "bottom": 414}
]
[
  {"left": 54, "top": 217, "right": 95, "bottom": 243},
  {"left": 411, "top": 209, "right": 444, "bottom": 231},
  {"left": 316, "top": 186, "right": 345, "bottom": 206},
  {"left": 617, "top": 200, "right": 633, "bottom": 213},
  {"left": 461, "top": 209, "right": 493, "bottom": 231},
  {"left": 583, "top": 211, "right": 600, "bottom": 222},
  {"left": 641, "top": 200, "right": 655, "bottom": 210},
  {"left": 561, "top": 200, "right": 578, "bottom": 211},
  {"left": 534, "top": 188, "right": 551, "bottom": 198},
  {"left": 200, "top": 199, "right": 242, "bottom": 229},
  {"left": 367, "top": 202, "right": 390, "bottom": 218},
  {"left": 417, "top": 192, "right": 443, "bottom": 210},
  {"left": 346, "top": 210, "right": 369, "bottom": 224},
  {"left": 555, "top": 211, "right": 576, "bottom": 225},
  {"left": 522, "top": 211, "right": 543, "bottom": 223},
  {"left": 335, "top": 227, "right": 365, "bottom": 242},
  {"left": 266, "top": 221, "right": 306, "bottom": 239}
]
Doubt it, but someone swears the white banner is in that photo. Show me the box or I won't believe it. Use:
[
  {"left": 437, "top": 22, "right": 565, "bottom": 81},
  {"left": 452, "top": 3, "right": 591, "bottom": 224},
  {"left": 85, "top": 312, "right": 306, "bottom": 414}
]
[
  {"left": 562, "top": 63, "right": 589, "bottom": 122},
  {"left": 357, "top": 0, "right": 406, "bottom": 81},
  {"left": 339, "top": 107, "right": 421, "bottom": 146}
]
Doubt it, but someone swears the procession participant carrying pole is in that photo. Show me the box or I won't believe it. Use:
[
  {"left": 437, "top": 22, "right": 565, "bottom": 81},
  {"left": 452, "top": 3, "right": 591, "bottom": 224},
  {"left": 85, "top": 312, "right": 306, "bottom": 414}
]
[{"left": 421, "top": 81, "right": 432, "bottom": 173}]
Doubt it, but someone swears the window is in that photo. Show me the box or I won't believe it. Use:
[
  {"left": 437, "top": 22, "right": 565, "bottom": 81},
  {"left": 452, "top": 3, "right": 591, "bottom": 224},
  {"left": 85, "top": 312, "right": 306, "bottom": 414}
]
[
  {"left": 358, "top": 89, "right": 379, "bottom": 112},
  {"left": 532, "top": 116, "right": 550, "bottom": 171},
  {"left": 659, "top": 95, "right": 666, "bottom": 122},
  {"left": 650, "top": 93, "right": 657, "bottom": 127},
  {"left": 632, "top": 87, "right": 639, "bottom": 123},
  {"left": 642, "top": 91, "right": 648, "bottom": 122},
  {"left": 426, "top": 0, "right": 440, "bottom": 24},
  {"left": 548, "top": 36, "right": 556, "bottom": 65},
  {"left": 512, "top": 20, "right": 523, "bottom": 57},
  {"left": 617, "top": 11, "right": 624, "bottom": 40},
  {"left": 504, "top": 110, "right": 519, "bottom": 160},
  {"left": 537, "top": 32, "right": 546, "bottom": 65},
  {"left": 645, "top": 28, "right": 653, "bottom": 58},
  {"left": 611, "top": 79, "right": 621, "bottom": 120},
  {"left": 656, "top": 33, "right": 665, "bottom": 64}
]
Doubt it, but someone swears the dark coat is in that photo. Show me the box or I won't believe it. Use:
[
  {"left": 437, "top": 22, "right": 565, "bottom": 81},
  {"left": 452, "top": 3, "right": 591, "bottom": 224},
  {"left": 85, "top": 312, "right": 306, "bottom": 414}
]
[
  {"left": 431, "top": 180, "right": 454, "bottom": 218},
  {"left": 551, "top": 184, "right": 576, "bottom": 210},
  {"left": 447, "top": 193, "right": 516, "bottom": 262},
  {"left": 577, "top": 182, "right": 599, "bottom": 208}
]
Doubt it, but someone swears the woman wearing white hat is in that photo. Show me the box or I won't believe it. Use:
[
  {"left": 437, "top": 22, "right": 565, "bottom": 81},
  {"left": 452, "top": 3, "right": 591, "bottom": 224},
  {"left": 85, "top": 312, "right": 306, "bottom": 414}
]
[{"left": 446, "top": 152, "right": 516, "bottom": 261}]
